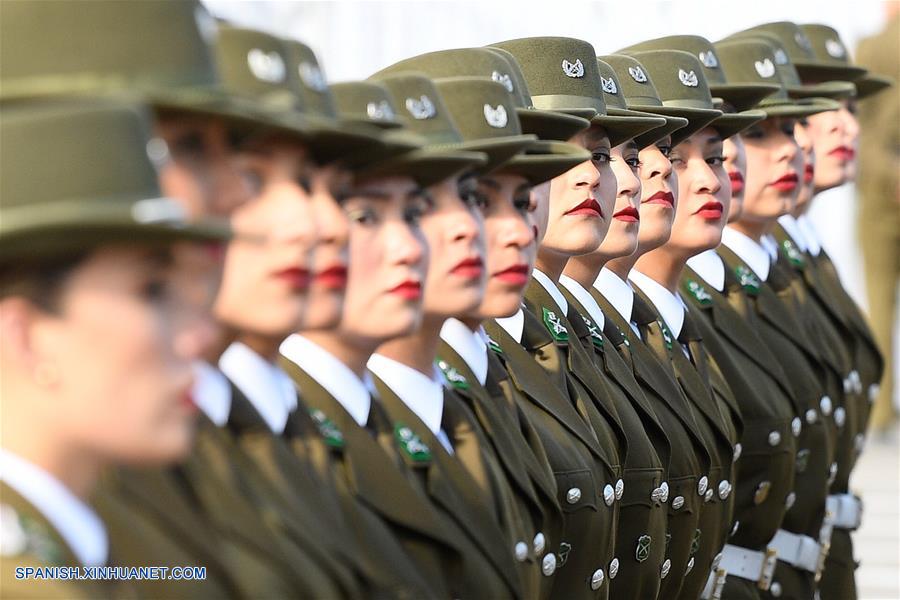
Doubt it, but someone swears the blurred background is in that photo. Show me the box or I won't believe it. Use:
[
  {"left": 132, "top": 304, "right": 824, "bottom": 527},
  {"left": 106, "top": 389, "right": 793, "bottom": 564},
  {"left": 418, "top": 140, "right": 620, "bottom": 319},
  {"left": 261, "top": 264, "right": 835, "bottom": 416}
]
[{"left": 201, "top": 3, "right": 900, "bottom": 593}]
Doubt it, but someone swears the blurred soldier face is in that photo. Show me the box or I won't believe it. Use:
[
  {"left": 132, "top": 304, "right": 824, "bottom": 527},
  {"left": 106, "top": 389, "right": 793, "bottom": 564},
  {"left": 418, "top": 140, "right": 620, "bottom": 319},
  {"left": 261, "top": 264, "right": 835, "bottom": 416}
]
[
  {"left": 635, "top": 137, "right": 677, "bottom": 255},
  {"left": 597, "top": 140, "right": 642, "bottom": 260},
  {"left": 740, "top": 117, "right": 801, "bottom": 223},
  {"left": 793, "top": 117, "right": 817, "bottom": 215},
  {"left": 419, "top": 176, "right": 487, "bottom": 317},
  {"left": 337, "top": 176, "right": 429, "bottom": 342},
  {"left": 541, "top": 126, "right": 616, "bottom": 259},
  {"left": 466, "top": 174, "right": 537, "bottom": 320},
  {"left": 806, "top": 99, "right": 858, "bottom": 192},
  {"left": 213, "top": 135, "right": 319, "bottom": 338},
  {"left": 301, "top": 165, "right": 353, "bottom": 331},
  {"left": 665, "top": 127, "right": 731, "bottom": 256},
  {"left": 723, "top": 134, "right": 748, "bottom": 222},
  {"left": 0, "top": 245, "right": 218, "bottom": 465}
]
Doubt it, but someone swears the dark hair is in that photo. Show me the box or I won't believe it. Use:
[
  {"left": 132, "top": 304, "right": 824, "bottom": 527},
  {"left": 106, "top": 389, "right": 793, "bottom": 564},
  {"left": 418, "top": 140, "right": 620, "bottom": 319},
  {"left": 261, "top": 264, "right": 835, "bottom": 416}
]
[{"left": 0, "top": 252, "right": 90, "bottom": 313}]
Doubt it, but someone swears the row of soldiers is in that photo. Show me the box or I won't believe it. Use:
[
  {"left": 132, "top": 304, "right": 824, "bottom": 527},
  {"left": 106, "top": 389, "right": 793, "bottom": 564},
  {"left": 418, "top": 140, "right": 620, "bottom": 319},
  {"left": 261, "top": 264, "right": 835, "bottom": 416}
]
[{"left": 0, "top": 2, "right": 891, "bottom": 599}]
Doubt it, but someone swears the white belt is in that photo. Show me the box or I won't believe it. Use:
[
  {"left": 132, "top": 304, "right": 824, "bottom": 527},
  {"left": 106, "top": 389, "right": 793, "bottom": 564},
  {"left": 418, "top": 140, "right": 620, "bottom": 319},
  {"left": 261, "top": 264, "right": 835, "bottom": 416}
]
[
  {"left": 700, "top": 567, "right": 728, "bottom": 600},
  {"left": 827, "top": 493, "right": 862, "bottom": 530},
  {"left": 770, "top": 529, "right": 829, "bottom": 581},
  {"left": 713, "top": 544, "right": 778, "bottom": 590}
]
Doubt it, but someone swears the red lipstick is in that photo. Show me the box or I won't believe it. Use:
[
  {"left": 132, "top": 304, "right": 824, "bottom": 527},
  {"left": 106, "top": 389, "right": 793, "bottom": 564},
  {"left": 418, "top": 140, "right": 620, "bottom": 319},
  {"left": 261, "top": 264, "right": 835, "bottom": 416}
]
[
  {"left": 695, "top": 201, "right": 724, "bottom": 220},
  {"left": 450, "top": 257, "right": 484, "bottom": 279},
  {"left": 566, "top": 198, "right": 603, "bottom": 218},
  {"left": 613, "top": 206, "right": 640, "bottom": 222},
  {"left": 828, "top": 146, "right": 855, "bottom": 162},
  {"left": 642, "top": 190, "right": 675, "bottom": 208},
  {"left": 274, "top": 267, "right": 311, "bottom": 290},
  {"left": 493, "top": 263, "right": 530, "bottom": 286},
  {"left": 314, "top": 265, "right": 348, "bottom": 290},
  {"left": 728, "top": 171, "right": 745, "bottom": 195},
  {"left": 390, "top": 280, "right": 422, "bottom": 300},
  {"left": 770, "top": 172, "right": 799, "bottom": 192},
  {"left": 804, "top": 164, "right": 815, "bottom": 183}
]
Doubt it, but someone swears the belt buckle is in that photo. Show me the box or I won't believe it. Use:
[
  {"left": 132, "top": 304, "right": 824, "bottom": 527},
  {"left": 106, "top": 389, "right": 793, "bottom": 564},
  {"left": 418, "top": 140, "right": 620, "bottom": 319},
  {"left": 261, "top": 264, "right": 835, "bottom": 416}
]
[
  {"left": 814, "top": 541, "right": 831, "bottom": 582},
  {"left": 758, "top": 548, "right": 777, "bottom": 591},
  {"left": 711, "top": 568, "right": 727, "bottom": 600}
]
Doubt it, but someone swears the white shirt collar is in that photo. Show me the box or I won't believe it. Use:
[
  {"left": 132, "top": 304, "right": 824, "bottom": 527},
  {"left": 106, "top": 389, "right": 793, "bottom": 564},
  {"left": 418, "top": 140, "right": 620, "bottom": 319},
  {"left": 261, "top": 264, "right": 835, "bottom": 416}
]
[
  {"left": 439, "top": 319, "right": 488, "bottom": 386},
  {"left": 761, "top": 235, "right": 779, "bottom": 261},
  {"left": 628, "top": 269, "right": 687, "bottom": 338},
  {"left": 559, "top": 274, "right": 605, "bottom": 330},
  {"left": 279, "top": 334, "right": 372, "bottom": 427},
  {"left": 531, "top": 269, "right": 568, "bottom": 315},
  {"left": 778, "top": 214, "right": 808, "bottom": 252},
  {"left": 219, "top": 342, "right": 298, "bottom": 434},
  {"left": 494, "top": 308, "right": 525, "bottom": 344},
  {"left": 0, "top": 449, "right": 107, "bottom": 567},
  {"left": 593, "top": 267, "right": 635, "bottom": 325},
  {"left": 722, "top": 227, "right": 771, "bottom": 282},
  {"left": 367, "top": 354, "right": 445, "bottom": 437},
  {"left": 797, "top": 215, "right": 822, "bottom": 256},
  {"left": 192, "top": 360, "right": 232, "bottom": 427},
  {"left": 686, "top": 249, "right": 726, "bottom": 292}
]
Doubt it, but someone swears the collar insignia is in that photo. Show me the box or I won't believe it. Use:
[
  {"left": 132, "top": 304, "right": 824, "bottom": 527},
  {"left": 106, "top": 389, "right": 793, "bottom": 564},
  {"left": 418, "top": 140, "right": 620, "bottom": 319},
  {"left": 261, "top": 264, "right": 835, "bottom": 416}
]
[
  {"left": 436, "top": 359, "right": 470, "bottom": 390},
  {"left": 309, "top": 408, "right": 345, "bottom": 448},
  {"left": 685, "top": 279, "right": 713, "bottom": 306},
  {"left": 734, "top": 265, "right": 761, "bottom": 295},
  {"left": 542, "top": 307, "right": 569, "bottom": 343},
  {"left": 394, "top": 423, "right": 432, "bottom": 462}
]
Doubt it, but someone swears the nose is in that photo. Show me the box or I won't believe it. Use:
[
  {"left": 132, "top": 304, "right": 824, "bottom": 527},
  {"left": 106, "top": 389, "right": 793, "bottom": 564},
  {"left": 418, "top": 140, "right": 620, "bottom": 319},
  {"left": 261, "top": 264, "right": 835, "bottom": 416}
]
[
  {"left": 389, "top": 220, "right": 427, "bottom": 268},
  {"left": 640, "top": 146, "right": 672, "bottom": 181},
  {"left": 694, "top": 162, "right": 722, "bottom": 195},
  {"left": 575, "top": 160, "right": 603, "bottom": 190},
  {"left": 498, "top": 204, "right": 537, "bottom": 251},
  {"left": 450, "top": 202, "right": 483, "bottom": 244},
  {"left": 313, "top": 169, "right": 350, "bottom": 251}
]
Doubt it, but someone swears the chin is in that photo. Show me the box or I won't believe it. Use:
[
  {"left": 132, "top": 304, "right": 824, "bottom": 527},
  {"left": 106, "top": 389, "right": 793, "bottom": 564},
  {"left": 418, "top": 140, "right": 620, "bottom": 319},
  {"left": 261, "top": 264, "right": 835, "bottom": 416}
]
[
  {"left": 637, "top": 229, "right": 672, "bottom": 254},
  {"left": 480, "top": 295, "right": 523, "bottom": 319}
]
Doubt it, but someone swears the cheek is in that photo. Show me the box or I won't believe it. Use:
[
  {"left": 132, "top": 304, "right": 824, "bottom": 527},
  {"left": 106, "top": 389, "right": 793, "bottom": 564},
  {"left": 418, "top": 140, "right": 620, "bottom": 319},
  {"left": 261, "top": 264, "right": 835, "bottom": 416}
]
[{"left": 158, "top": 162, "right": 206, "bottom": 219}]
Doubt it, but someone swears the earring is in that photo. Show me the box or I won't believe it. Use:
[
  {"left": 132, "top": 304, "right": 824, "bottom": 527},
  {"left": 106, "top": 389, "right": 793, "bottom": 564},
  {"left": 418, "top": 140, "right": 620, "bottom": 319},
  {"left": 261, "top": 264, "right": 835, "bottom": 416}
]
[{"left": 33, "top": 362, "right": 59, "bottom": 388}]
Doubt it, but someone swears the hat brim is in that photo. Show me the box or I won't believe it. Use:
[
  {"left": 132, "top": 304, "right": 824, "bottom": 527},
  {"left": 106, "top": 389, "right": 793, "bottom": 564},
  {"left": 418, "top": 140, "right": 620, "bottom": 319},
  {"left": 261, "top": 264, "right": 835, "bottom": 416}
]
[
  {"left": 0, "top": 196, "right": 231, "bottom": 262},
  {"left": 629, "top": 104, "right": 722, "bottom": 146},
  {"left": 758, "top": 97, "right": 840, "bottom": 118},
  {"left": 709, "top": 83, "right": 781, "bottom": 112},
  {"left": 493, "top": 140, "right": 592, "bottom": 185},
  {"left": 593, "top": 109, "right": 667, "bottom": 146},
  {"left": 516, "top": 107, "right": 591, "bottom": 141},
  {"left": 711, "top": 109, "right": 767, "bottom": 139},
  {"left": 148, "top": 86, "right": 385, "bottom": 165},
  {"left": 354, "top": 148, "right": 487, "bottom": 187},
  {"left": 854, "top": 74, "right": 894, "bottom": 99},
  {"left": 633, "top": 115, "right": 689, "bottom": 149},
  {"left": 794, "top": 62, "right": 868, "bottom": 84},
  {"left": 450, "top": 135, "right": 538, "bottom": 174},
  {"left": 341, "top": 129, "right": 424, "bottom": 169},
  {"left": 787, "top": 80, "right": 857, "bottom": 100}
]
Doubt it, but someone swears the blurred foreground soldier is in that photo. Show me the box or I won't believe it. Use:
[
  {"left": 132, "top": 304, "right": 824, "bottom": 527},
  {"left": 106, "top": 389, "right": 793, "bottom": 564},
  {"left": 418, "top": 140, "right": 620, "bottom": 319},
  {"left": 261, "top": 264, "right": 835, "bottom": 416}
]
[
  {"left": 856, "top": 8, "right": 900, "bottom": 434},
  {"left": 0, "top": 100, "right": 229, "bottom": 598}
]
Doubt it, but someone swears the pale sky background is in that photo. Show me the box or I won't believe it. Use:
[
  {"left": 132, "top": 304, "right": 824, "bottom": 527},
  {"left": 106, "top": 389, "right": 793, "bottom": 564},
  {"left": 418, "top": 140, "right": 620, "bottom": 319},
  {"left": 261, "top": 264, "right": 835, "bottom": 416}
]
[{"left": 203, "top": 0, "right": 899, "bottom": 403}]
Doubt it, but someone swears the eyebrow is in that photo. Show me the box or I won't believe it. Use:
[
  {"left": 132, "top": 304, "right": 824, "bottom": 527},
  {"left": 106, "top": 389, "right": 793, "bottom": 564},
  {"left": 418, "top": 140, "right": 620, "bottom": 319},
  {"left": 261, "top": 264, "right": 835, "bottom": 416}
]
[{"left": 476, "top": 177, "right": 502, "bottom": 191}]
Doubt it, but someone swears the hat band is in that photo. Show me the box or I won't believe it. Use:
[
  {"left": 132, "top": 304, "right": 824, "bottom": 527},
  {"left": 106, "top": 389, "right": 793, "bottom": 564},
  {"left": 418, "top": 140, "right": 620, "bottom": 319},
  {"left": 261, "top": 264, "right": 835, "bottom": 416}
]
[
  {"left": 662, "top": 98, "right": 717, "bottom": 110},
  {"left": 625, "top": 95, "right": 665, "bottom": 108},
  {"left": 532, "top": 94, "right": 606, "bottom": 114}
]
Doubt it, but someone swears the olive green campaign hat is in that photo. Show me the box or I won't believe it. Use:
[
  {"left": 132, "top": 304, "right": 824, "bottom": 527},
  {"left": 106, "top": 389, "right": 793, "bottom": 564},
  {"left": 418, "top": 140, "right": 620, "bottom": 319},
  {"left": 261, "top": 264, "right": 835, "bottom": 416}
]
[
  {"left": 799, "top": 24, "right": 893, "bottom": 98},
  {"left": 0, "top": 2, "right": 382, "bottom": 162},
  {"left": 329, "top": 81, "right": 481, "bottom": 186},
  {"left": 594, "top": 58, "right": 688, "bottom": 147},
  {"left": 1, "top": 100, "right": 231, "bottom": 261},
  {"left": 618, "top": 35, "right": 779, "bottom": 111},
  {"left": 370, "top": 72, "right": 535, "bottom": 171},
  {"left": 731, "top": 22, "right": 889, "bottom": 99},
  {"left": 712, "top": 38, "right": 840, "bottom": 118},
  {"left": 599, "top": 53, "right": 713, "bottom": 146},
  {"left": 370, "top": 47, "right": 591, "bottom": 141},
  {"left": 488, "top": 37, "right": 666, "bottom": 146},
  {"left": 433, "top": 77, "right": 591, "bottom": 184},
  {"left": 213, "top": 27, "right": 383, "bottom": 164},
  {"left": 723, "top": 32, "right": 856, "bottom": 100}
]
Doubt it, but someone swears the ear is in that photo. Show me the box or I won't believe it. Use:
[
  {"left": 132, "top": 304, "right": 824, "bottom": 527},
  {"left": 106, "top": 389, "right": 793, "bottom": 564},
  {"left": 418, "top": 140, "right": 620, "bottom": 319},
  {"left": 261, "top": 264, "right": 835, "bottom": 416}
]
[{"left": 0, "top": 297, "right": 45, "bottom": 373}]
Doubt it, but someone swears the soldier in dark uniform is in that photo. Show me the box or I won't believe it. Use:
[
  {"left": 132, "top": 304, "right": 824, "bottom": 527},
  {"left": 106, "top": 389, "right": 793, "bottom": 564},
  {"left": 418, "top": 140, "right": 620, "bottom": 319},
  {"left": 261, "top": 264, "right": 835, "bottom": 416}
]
[
  {"left": 0, "top": 99, "right": 229, "bottom": 599},
  {"left": 609, "top": 45, "right": 763, "bottom": 600}
]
